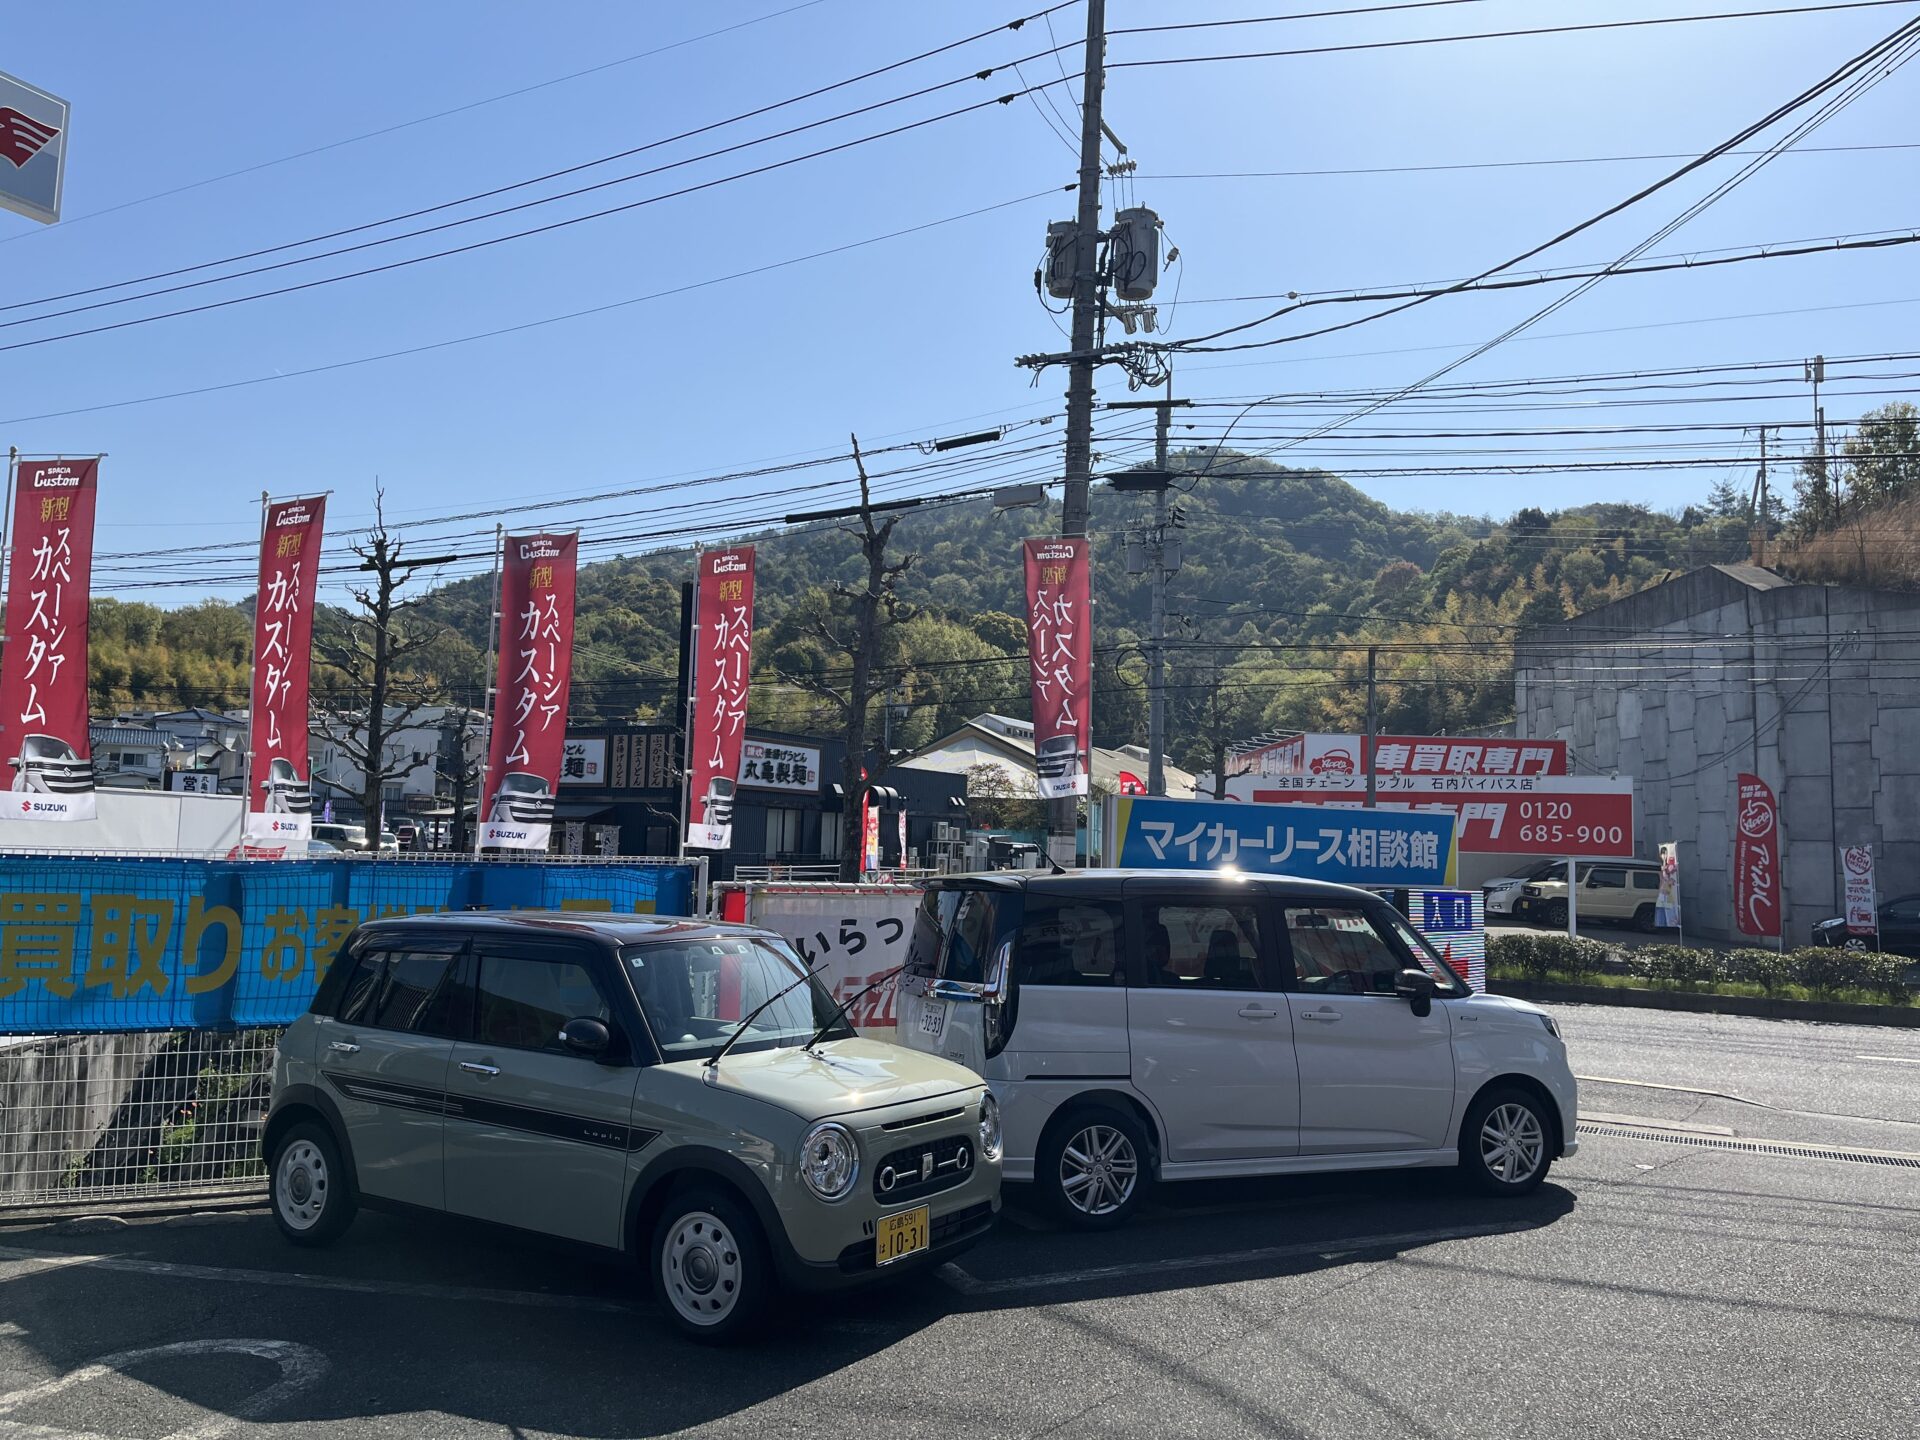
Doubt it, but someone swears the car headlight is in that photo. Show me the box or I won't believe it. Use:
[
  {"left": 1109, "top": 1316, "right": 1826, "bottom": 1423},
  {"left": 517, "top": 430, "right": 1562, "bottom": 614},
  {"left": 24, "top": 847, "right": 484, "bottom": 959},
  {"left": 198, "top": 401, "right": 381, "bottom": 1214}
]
[
  {"left": 978, "top": 1090, "right": 1003, "bottom": 1162},
  {"left": 798, "top": 1121, "right": 858, "bottom": 1201},
  {"left": 1523, "top": 886, "right": 1542, "bottom": 897},
  {"left": 1537, "top": 1013, "right": 1561, "bottom": 1039}
]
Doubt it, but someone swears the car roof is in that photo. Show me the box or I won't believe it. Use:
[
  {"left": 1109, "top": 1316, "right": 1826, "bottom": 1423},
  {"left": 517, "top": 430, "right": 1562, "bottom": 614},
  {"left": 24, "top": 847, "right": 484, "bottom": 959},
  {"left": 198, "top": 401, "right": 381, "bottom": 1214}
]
[
  {"left": 351, "top": 911, "right": 776, "bottom": 948},
  {"left": 927, "top": 868, "right": 1399, "bottom": 904}
]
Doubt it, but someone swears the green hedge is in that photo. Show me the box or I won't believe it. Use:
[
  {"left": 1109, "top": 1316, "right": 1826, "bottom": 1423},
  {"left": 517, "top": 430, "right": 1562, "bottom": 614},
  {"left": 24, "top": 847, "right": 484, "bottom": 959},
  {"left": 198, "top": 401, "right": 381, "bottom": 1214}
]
[{"left": 1487, "top": 935, "right": 1915, "bottom": 1002}]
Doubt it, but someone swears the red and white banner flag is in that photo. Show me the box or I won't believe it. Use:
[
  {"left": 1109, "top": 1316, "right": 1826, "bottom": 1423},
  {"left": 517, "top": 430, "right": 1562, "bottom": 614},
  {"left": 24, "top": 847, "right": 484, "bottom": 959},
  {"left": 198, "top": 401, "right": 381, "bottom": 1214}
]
[
  {"left": 479, "top": 533, "right": 578, "bottom": 851},
  {"left": 1024, "top": 537, "right": 1091, "bottom": 800},
  {"left": 1, "top": 458, "right": 99, "bottom": 822},
  {"left": 244, "top": 496, "right": 325, "bottom": 856},
  {"left": 1734, "top": 772, "right": 1781, "bottom": 938},
  {"left": 1842, "top": 845, "right": 1877, "bottom": 939},
  {"left": 685, "top": 546, "right": 755, "bottom": 851}
]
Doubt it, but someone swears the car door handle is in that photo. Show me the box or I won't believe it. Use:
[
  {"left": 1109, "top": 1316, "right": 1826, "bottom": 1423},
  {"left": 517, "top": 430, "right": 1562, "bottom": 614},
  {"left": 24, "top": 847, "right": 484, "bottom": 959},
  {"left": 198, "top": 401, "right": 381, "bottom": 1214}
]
[
  {"left": 459, "top": 1061, "right": 500, "bottom": 1077},
  {"left": 1302, "top": 1010, "right": 1343, "bottom": 1022},
  {"left": 1237, "top": 1005, "right": 1280, "bottom": 1020},
  {"left": 328, "top": 1041, "right": 361, "bottom": 1053}
]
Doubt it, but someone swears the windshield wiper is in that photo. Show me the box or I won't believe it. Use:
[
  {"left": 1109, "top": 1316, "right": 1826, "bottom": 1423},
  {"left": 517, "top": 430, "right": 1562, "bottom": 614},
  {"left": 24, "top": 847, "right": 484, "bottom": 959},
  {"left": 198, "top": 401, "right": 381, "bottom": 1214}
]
[
  {"left": 704, "top": 962, "right": 827, "bottom": 1070},
  {"left": 804, "top": 964, "right": 906, "bottom": 1054}
]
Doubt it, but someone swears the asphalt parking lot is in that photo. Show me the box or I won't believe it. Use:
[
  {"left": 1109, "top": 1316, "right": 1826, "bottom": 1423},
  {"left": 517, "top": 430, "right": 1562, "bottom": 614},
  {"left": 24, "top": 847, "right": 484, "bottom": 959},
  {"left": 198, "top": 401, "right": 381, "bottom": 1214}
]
[{"left": 1, "top": 1006, "right": 1915, "bottom": 1440}]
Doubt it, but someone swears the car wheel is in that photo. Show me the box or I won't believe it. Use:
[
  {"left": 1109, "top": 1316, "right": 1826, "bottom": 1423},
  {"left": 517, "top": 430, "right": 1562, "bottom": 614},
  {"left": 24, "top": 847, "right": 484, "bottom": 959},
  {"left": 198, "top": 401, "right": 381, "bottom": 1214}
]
[
  {"left": 652, "top": 1187, "right": 771, "bottom": 1343},
  {"left": 270, "top": 1121, "right": 356, "bottom": 1247},
  {"left": 1039, "top": 1105, "right": 1151, "bottom": 1230},
  {"left": 1460, "top": 1086, "right": 1553, "bottom": 1197},
  {"left": 1540, "top": 900, "right": 1568, "bottom": 929},
  {"left": 1634, "top": 903, "right": 1657, "bottom": 933}
]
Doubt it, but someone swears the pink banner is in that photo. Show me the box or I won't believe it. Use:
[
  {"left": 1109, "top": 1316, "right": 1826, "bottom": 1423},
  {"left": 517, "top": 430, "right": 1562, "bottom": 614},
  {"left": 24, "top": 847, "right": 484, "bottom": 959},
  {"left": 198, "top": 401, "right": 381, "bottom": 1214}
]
[
  {"left": 1023, "top": 537, "right": 1091, "bottom": 800},
  {"left": 1734, "top": 772, "right": 1781, "bottom": 938},
  {"left": 1, "top": 458, "right": 99, "bottom": 821},
  {"left": 480, "top": 533, "right": 578, "bottom": 851}
]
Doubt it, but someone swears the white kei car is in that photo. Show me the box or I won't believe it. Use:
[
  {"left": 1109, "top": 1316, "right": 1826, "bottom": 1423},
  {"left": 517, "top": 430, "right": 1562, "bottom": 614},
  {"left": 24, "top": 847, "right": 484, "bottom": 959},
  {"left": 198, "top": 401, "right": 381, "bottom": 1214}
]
[{"left": 898, "top": 870, "right": 1578, "bottom": 1227}]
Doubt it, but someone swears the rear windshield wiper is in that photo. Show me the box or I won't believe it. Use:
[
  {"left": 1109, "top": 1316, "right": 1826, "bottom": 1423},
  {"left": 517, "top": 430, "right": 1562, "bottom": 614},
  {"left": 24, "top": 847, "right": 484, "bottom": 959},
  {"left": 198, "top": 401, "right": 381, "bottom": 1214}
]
[
  {"left": 804, "top": 964, "right": 906, "bottom": 1054},
  {"left": 705, "top": 962, "right": 827, "bottom": 1069}
]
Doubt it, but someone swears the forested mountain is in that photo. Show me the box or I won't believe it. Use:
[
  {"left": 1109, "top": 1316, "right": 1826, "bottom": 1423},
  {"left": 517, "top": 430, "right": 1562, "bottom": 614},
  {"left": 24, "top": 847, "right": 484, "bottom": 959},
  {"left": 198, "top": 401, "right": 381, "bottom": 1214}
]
[{"left": 83, "top": 449, "right": 1758, "bottom": 772}]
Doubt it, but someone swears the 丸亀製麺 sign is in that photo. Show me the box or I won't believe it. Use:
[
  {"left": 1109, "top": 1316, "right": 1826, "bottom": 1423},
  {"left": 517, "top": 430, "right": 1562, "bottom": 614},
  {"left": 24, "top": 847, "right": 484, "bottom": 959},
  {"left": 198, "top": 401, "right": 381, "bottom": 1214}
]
[
  {"left": 1111, "top": 795, "right": 1456, "bottom": 887},
  {"left": 740, "top": 739, "right": 820, "bottom": 793},
  {"left": 559, "top": 737, "right": 606, "bottom": 786}
]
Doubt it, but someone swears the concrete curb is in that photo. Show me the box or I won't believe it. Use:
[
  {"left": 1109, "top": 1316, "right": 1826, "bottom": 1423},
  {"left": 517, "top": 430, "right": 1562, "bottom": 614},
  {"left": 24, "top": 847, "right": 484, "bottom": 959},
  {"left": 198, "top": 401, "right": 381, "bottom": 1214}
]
[{"left": 1490, "top": 978, "right": 1920, "bottom": 1028}]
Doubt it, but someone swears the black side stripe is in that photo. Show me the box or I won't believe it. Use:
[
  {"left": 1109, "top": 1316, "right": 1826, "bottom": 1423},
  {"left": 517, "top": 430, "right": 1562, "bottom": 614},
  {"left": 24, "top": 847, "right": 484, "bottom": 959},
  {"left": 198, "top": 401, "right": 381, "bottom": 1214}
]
[{"left": 321, "top": 1071, "right": 660, "bottom": 1154}]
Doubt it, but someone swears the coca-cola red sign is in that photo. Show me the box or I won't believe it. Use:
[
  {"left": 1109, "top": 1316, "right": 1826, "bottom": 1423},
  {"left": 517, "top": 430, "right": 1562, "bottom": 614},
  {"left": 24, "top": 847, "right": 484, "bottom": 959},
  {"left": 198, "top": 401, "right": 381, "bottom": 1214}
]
[{"left": 1733, "top": 772, "right": 1780, "bottom": 938}]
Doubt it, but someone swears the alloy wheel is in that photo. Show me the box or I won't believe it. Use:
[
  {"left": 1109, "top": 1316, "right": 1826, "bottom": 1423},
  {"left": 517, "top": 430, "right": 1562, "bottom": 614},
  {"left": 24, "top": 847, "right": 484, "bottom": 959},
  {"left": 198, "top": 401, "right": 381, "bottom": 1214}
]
[
  {"left": 1059, "top": 1123, "right": 1139, "bottom": 1216},
  {"left": 1479, "top": 1103, "right": 1546, "bottom": 1185},
  {"left": 662, "top": 1211, "right": 742, "bottom": 1327},
  {"left": 275, "top": 1139, "right": 329, "bottom": 1232}
]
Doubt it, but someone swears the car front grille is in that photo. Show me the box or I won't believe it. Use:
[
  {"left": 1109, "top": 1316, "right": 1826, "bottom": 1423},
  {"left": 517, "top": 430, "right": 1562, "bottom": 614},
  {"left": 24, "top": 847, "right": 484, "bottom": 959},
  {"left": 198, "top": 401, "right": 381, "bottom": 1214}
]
[
  {"left": 836, "top": 1200, "right": 995, "bottom": 1274},
  {"left": 873, "top": 1132, "right": 974, "bottom": 1204}
]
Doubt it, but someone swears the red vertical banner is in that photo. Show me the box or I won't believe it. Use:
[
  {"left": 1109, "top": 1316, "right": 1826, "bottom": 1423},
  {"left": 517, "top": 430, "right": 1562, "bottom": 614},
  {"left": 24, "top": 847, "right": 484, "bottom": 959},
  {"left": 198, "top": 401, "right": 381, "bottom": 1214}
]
[
  {"left": 1, "top": 458, "right": 100, "bottom": 821},
  {"left": 1734, "top": 772, "right": 1781, "bottom": 938},
  {"left": 243, "top": 495, "right": 326, "bottom": 855},
  {"left": 684, "top": 546, "right": 755, "bottom": 851},
  {"left": 480, "top": 532, "right": 578, "bottom": 851},
  {"left": 1023, "top": 537, "right": 1091, "bottom": 800}
]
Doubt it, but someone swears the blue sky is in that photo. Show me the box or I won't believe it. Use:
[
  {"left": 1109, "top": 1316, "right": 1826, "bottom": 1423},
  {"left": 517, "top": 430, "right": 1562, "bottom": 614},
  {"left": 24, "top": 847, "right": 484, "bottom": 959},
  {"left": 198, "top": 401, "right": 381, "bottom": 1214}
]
[{"left": 2, "top": 0, "right": 1914, "bottom": 607}]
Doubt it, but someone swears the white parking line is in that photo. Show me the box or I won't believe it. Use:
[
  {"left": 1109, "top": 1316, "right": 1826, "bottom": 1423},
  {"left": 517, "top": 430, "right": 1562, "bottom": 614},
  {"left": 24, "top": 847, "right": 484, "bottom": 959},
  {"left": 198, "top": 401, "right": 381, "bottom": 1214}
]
[
  {"left": 1577, "top": 1075, "right": 1769, "bottom": 1107},
  {"left": 0, "top": 1338, "right": 328, "bottom": 1440},
  {"left": 937, "top": 1221, "right": 1529, "bottom": 1296},
  {"left": 1854, "top": 1054, "right": 1920, "bottom": 1064},
  {"left": 0, "top": 1245, "right": 635, "bottom": 1314}
]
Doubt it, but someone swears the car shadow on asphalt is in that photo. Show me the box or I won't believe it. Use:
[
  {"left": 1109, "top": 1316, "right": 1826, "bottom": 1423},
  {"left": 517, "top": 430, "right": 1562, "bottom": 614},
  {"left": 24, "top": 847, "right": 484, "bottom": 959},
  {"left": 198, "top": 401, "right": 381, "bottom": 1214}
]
[{"left": 0, "top": 1172, "right": 1575, "bottom": 1436}]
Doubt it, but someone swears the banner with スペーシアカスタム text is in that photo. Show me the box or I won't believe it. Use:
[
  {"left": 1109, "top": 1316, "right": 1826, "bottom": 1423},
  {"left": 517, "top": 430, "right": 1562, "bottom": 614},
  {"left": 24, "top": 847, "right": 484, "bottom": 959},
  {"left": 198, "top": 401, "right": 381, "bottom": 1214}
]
[
  {"left": 1, "top": 458, "right": 99, "bottom": 823},
  {"left": 481, "top": 532, "right": 579, "bottom": 852},
  {"left": 0, "top": 856, "right": 695, "bottom": 1034},
  {"left": 244, "top": 495, "right": 325, "bottom": 857},
  {"left": 685, "top": 546, "right": 756, "bottom": 851},
  {"left": 1023, "top": 537, "right": 1091, "bottom": 800}
]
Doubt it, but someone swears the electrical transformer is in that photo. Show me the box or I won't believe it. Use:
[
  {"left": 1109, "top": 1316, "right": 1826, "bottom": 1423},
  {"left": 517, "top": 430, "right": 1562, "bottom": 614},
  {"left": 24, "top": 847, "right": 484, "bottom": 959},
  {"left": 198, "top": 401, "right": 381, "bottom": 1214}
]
[{"left": 1111, "top": 206, "right": 1161, "bottom": 301}]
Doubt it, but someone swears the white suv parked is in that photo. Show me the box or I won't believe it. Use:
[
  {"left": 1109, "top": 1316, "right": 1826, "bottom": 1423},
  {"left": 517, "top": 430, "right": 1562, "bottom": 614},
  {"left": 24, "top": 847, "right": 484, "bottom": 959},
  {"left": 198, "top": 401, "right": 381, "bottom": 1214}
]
[{"left": 898, "top": 871, "right": 1577, "bottom": 1227}]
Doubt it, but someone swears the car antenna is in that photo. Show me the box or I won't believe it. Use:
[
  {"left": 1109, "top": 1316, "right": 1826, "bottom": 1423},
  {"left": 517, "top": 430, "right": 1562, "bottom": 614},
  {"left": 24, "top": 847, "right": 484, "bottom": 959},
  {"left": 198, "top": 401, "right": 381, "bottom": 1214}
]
[{"left": 1048, "top": 856, "right": 1066, "bottom": 875}]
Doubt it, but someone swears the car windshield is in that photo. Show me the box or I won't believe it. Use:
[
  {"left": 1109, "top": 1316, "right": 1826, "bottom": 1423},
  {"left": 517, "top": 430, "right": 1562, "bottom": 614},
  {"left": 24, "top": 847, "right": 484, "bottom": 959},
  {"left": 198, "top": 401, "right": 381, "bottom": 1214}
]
[{"left": 621, "top": 936, "right": 850, "bottom": 1062}]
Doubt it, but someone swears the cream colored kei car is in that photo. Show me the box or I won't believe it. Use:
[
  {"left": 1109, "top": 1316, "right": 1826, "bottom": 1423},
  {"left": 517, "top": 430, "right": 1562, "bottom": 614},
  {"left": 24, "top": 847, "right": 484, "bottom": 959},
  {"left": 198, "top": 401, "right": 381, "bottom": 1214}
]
[{"left": 263, "top": 913, "right": 1001, "bottom": 1342}]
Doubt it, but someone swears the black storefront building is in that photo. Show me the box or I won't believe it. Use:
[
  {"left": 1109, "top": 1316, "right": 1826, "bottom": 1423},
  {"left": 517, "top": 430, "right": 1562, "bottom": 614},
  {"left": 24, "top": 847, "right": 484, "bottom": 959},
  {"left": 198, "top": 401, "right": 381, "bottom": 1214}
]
[{"left": 553, "top": 726, "right": 965, "bottom": 880}]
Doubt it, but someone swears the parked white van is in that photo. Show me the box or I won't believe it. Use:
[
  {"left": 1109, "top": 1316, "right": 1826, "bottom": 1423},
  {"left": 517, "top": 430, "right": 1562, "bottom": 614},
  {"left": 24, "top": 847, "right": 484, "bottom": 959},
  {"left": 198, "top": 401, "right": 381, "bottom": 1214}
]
[{"left": 897, "top": 870, "right": 1578, "bottom": 1227}]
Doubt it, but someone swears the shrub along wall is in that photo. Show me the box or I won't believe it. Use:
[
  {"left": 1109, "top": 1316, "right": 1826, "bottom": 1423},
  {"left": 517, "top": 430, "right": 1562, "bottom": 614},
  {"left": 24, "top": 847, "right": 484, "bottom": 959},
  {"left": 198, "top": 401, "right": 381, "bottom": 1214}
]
[{"left": 1487, "top": 934, "right": 1917, "bottom": 1004}]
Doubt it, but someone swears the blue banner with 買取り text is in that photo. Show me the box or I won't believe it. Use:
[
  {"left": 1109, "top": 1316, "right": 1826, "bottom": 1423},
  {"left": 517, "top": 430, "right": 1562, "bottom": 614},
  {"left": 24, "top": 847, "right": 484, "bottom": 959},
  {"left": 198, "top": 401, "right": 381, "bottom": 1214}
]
[{"left": 0, "top": 856, "right": 696, "bottom": 1033}]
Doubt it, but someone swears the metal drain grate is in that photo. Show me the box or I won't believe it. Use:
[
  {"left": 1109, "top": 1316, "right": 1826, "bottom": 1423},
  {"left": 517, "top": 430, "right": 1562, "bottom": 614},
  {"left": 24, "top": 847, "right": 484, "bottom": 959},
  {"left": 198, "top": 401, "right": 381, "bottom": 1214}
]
[{"left": 1577, "top": 1121, "right": 1920, "bottom": 1169}]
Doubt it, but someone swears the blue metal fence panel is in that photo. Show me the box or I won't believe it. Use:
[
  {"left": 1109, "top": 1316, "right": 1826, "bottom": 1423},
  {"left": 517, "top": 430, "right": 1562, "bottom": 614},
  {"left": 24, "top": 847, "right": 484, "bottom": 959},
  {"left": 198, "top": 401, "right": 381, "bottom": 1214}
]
[{"left": 0, "top": 857, "right": 695, "bottom": 1034}]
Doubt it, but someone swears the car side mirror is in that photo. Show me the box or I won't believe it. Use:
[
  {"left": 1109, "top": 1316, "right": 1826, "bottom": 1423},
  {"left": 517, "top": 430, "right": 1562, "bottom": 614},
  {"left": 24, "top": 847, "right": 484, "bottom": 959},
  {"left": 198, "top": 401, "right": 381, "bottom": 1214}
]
[
  {"left": 1395, "top": 968, "right": 1437, "bottom": 1018},
  {"left": 559, "top": 1016, "right": 613, "bottom": 1059}
]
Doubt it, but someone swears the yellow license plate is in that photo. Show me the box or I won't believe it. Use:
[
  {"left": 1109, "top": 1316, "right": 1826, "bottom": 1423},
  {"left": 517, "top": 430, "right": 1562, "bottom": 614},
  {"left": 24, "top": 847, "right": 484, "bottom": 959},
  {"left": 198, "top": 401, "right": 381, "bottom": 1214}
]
[{"left": 875, "top": 1205, "right": 930, "bottom": 1266}]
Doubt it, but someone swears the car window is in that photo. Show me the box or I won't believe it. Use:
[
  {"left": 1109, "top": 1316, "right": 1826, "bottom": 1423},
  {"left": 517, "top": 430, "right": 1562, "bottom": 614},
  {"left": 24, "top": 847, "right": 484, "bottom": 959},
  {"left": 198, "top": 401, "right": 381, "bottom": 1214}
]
[
  {"left": 1280, "top": 907, "right": 1403, "bottom": 996},
  {"left": 1140, "top": 902, "right": 1265, "bottom": 990},
  {"left": 474, "top": 953, "right": 610, "bottom": 1053},
  {"left": 1632, "top": 871, "right": 1660, "bottom": 890},
  {"left": 1885, "top": 899, "right": 1920, "bottom": 923},
  {"left": 338, "top": 948, "right": 460, "bottom": 1034},
  {"left": 1018, "top": 897, "right": 1123, "bottom": 985},
  {"left": 623, "top": 936, "right": 845, "bottom": 1062},
  {"left": 943, "top": 890, "right": 1000, "bottom": 986},
  {"left": 1588, "top": 868, "right": 1626, "bottom": 889}
]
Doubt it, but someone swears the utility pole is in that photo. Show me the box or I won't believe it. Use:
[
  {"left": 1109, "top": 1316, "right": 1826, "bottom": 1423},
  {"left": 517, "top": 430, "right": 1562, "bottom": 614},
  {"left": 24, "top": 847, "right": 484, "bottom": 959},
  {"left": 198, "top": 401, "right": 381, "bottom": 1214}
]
[
  {"left": 1806, "top": 354, "right": 1830, "bottom": 520},
  {"left": 1108, "top": 382, "right": 1190, "bottom": 796},
  {"left": 1364, "top": 645, "right": 1378, "bottom": 809},
  {"left": 1752, "top": 426, "right": 1772, "bottom": 568},
  {"left": 1047, "top": 0, "right": 1107, "bottom": 869}
]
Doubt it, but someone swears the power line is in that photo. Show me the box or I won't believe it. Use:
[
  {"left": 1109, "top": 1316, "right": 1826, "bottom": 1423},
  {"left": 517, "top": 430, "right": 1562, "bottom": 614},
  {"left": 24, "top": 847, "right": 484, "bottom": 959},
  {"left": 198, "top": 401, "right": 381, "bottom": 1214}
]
[{"left": 1132, "top": 139, "right": 1920, "bottom": 182}]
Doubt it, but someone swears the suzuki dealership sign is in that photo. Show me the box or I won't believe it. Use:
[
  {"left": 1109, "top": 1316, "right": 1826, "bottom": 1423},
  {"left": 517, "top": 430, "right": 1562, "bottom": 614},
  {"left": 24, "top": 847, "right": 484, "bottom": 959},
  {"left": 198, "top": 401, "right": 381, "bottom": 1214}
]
[
  {"left": 685, "top": 547, "right": 756, "bottom": 851},
  {"left": 0, "top": 71, "right": 69, "bottom": 225},
  {"left": 1, "top": 458, "right": 100, "bottom": 822},
  {"left": 1221, "top": 773, "right": 1634, "bottom": 857},
  {"left": 1111, "top": 795, "right": 1457, "bottom": 887}
]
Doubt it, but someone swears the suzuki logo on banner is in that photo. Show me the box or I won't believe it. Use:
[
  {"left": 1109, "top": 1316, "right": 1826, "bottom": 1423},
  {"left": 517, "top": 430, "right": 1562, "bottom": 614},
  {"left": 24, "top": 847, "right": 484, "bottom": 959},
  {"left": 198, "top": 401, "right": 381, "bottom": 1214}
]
[{"left": 1733, "top": 773, "right": 1781, "bottom": 939}]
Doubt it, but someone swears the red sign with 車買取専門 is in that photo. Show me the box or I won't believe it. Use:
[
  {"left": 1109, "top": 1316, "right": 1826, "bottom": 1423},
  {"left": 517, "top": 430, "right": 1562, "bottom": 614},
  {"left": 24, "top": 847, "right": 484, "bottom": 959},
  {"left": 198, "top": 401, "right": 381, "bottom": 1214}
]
[
  {"left": 479, "top": 533, "right": 579, "bottom": 852},
  {"left": 685, "top": 546, "right": 755, "bottom": 851},
  {"left": 243, "top": 495, "right": 326, "bottom": 856},
  {"left": 0, "top": 458, "right": 100, "bottom": 822},
  {"left": 1734, "top": 772, "right": 1780, "bottom": 938},
  {"left": 1024, "top": 537, "right": 1091, "bottom": 800}
]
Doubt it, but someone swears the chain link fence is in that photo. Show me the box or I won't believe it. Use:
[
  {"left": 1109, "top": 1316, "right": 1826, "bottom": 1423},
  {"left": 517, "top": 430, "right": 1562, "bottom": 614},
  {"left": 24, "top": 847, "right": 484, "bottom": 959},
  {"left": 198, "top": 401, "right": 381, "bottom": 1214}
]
[{"left": 1, "top": 1028, "right": 280, "bottom": 1209}]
